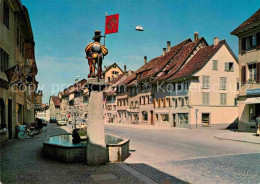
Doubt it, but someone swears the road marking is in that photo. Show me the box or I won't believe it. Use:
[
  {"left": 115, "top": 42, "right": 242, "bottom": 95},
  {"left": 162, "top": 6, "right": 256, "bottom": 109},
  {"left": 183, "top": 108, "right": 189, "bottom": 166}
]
[{"left": 117, "top": 163, "right": 158, "bottom": 184}]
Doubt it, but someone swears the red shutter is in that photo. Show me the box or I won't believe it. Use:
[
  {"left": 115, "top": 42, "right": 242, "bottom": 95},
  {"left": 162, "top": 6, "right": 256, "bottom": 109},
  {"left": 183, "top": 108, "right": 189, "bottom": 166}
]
[
  {"left": 241, "top": 65, "right": 246, "bottom": 84},
  {"left": 257, "top": 62, "right": 260, "bottom": 83}
]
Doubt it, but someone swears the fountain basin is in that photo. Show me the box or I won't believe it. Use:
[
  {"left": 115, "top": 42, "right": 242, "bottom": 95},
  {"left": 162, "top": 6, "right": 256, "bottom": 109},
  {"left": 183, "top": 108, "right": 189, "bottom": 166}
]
[{"left": 43, "top": 133, "right": 129, "bottom": 163}]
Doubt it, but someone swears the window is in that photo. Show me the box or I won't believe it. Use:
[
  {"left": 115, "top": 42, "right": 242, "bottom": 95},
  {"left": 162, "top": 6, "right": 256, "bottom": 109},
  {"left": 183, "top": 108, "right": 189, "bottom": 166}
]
[
  {"left": 3, "top": 1, "right": 9, "bottom": 29},
  {"left": 181, "top": 98, "right": 184, "bottom": 106},
  {"left": 234, "top": 98, "right": 238, "bottom": 106},
  {"left": 248, "top": 63, "right": 257, "bottom": 81},
  {"left": 142, "top": 111, "right": 148, "bottom": 121},
  {"left": 108, "top": 77, "right": 110, "bottom": 82},
  {"left": 220, "top": 77, "right": 227, "bottom": 90},
  {"left": 249, "top": 104, "right": 260, "bottom": 122},
  {"left": 202, "top": 93, "right": 209, "bottom": 105},
  {"left": 0, "top": 48, "right": 9, "bottom": 71},
  {"left": 241, "top": 34, "right": 258, "bottom": 51},
  {"left": 178, "top": 113, "right": 188, "bottom": 124},
  {"left": 202, "top": 76, "right": 209, "bottom": 88},
  {"left": 225, "top": 62, "right": 234, "bottom": 72},
  {"left": 213, "top": 60, "right": 218, "bottom": 70},
  {"left": 184, "top": 81, "right": 188, "bottom": 90},
  {"left": 177, "top": 82, "right": 182, "bottom": 90},
  {"left": 161, "top": 114, "right": 169, "bottom": 122},
  {"left": 185, "top": 97, "right": 189, "bottom": 105},
  {"left": 202, "top": 113, "right": 210, "bottom": 125},
  {"left": 220, "top": 93, "right": 227, "bottom": 105},
  {"left": 237, "top": 78, "right": 240, "bottom": 91}
]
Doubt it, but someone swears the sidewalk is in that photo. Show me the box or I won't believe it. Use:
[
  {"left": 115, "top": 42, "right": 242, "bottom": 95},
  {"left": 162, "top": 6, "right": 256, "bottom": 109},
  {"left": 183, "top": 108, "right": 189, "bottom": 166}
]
[
  {"left": 0, "top": 123, "right": 159, "bottom": 184},
  {"left": 214, "top": 131, "right": 260, "bottom": 145}
]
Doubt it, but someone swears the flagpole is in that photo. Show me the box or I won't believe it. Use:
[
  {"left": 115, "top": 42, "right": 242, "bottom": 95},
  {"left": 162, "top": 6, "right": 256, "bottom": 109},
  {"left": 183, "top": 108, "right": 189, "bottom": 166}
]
[{"left": 104, "top": 11, "right": 107, "bottom": 46}]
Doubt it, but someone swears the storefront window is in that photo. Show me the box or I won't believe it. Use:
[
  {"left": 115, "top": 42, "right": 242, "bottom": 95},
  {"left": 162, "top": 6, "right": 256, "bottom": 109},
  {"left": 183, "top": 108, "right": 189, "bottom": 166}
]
[
  {"left": 142, "top": 111, "right": 148, "bottom": 121},
  {"left": 178, "top": 113, "right": 189, "bottom": 124},
  {"left": 161, "top": 114, "right": 169, "bottom": 122},
  {"left": 249, "top": 104, "right": 260, "bottom": 122}
]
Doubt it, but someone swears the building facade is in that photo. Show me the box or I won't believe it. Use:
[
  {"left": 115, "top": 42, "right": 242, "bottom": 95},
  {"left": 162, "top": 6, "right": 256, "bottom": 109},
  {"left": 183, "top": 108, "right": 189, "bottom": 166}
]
[
  {"left": 115, "top": 33, "right": 239, "bottom": 129},
  {"left": 102, "top": 63, "right": 123, "bottom": 83},
  {"left": 0, "top": 0, "right": 38, "bottom": 142},
  {"left": 231, "top": 9, "right": 260, "bottom": 132},
  {"left": 49, "top": 96, "right": 61, "bottom": 120}
]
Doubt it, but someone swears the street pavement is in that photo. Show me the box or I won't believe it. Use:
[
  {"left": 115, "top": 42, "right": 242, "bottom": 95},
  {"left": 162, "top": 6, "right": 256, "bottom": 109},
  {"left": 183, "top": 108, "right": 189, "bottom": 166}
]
[
  {"left": 0, "top": 124, "right": 147, "bottom": 184},
  {"left": 105, "top": 124, "right": 260, "bottom": 184}
]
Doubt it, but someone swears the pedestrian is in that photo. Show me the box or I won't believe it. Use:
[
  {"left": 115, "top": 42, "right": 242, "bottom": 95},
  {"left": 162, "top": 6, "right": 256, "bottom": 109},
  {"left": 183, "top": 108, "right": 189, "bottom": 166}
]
[{"left": 256, "top": 114, "right": 260, "bottom": 135}]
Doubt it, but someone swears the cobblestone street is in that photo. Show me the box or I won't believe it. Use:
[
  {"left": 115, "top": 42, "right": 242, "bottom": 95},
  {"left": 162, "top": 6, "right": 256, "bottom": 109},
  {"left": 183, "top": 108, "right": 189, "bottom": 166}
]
[{"left": 0, "top": 124, "right": 146, "bottom": 184}]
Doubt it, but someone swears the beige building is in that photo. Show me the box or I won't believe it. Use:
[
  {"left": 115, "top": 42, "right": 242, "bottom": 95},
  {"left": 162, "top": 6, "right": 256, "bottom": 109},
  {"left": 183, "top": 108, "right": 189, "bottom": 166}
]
[
  {"left": 116, "top": 33, "right": 239, "bottom": 129},
  {"left": 0, "top": 0, "right": 38, "bottom": 142},
  {"left": 49, "top": 96, "right": 61, "bottom": 120},
  {"left": 102, "top": 63, "right": 123, "bottom": 83},
  {"left": 104, "top": 68, "right": 133, "bottom": 123},
  {"left": 231, "top": 9, "right": 260, "bottom": 132}
]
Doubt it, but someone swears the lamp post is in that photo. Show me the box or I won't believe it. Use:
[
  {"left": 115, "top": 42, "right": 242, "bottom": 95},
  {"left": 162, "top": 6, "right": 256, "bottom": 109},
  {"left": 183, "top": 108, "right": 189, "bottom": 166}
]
[{"left": 195, "top": 109, "right": 198, "bottom": 129}]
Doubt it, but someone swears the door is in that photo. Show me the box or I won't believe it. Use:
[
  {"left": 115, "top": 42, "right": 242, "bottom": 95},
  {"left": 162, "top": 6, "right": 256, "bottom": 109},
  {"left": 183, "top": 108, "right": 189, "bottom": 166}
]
[
  {"left": 8, "top": 99, "right": 12, "bottom": 139},
  {"left": 150, "top": 111, "right": 154, "bottom": 125},
  {"left": 173, "top": 114, "right": 176, "bottom": 127},
  {"left": 202, "top": 113, "right": 210, "bottom": 125}
]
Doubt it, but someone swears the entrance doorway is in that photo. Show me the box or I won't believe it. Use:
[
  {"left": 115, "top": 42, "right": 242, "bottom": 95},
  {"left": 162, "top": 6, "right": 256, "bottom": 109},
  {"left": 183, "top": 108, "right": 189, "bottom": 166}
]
[
  {"left": 0, "top": 98, "right": 6, "bottom": 129},
  {"left": 202, "top": 113, "right": 210, "bottom": 125},
  {"left": 8, "top": 99, "right": 12, "bottom": 139},
  {"left": 172, "top": 114, "right": 176, "bottom": 127}
]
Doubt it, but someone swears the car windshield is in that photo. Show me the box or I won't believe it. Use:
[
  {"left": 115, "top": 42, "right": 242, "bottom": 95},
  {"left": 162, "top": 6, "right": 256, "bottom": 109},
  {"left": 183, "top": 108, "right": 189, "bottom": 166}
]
[{"left": 60, "top": 119, "right": 66, "bottom": 121}]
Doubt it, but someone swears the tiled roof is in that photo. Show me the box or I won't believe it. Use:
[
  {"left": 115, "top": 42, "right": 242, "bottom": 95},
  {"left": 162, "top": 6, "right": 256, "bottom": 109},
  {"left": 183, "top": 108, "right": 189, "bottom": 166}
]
[
  {"left": 107, "top": 72, "right": 127, "bottom": 85},
  {"left": 64, "top": 79, "right": 87, "bottom": 96},
  {"left": 102, "top": 63, "right": 123, "bottom": 74},
  {"left": 231, "top": 8, "right": 260, "bottom": 35},
  {"left": 52, "top": 96, "right": 60, "bottom": 107},
  {"left": 119, "top": 39, "right": 191, "bottom": 86},
  {"left": 139, "top": 39, "right": 191, "bottom": 81},
  {"left": 153, "top": 37, "right": 207, "bottom": 82},
  {"left": 168, "top": 40, "right": 226, "bottom": 81}
]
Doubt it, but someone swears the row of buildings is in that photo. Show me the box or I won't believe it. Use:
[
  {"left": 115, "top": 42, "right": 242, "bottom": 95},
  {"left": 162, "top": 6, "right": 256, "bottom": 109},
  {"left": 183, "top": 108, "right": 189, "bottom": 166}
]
[
  {"left": 104, "top": 9, "right": 260, "bottom": 132},
  {"left": 0, "top": 0, "right": 42, "bottom": 143},
  {"left": 47, "top": 63, "right": 125, "bottom": 122},
  {"left": 48, "top": 9, "right": 259, "bottom": 132}
]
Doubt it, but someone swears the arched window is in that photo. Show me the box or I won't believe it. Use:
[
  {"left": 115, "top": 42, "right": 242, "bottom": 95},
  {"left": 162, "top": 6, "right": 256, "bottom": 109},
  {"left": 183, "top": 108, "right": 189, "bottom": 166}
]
[
  {"left": 142, "top": 111, "right": 148, "bottom": 121},
  {"left": 0, "top": 99, "right": 6, "bottom": 129}
]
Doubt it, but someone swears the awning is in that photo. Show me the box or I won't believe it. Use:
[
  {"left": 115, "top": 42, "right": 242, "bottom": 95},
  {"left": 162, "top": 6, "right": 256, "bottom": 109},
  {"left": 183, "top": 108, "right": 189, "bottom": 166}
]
[{"left": 244, "top": 97, "right": 260, "bottom": 104}]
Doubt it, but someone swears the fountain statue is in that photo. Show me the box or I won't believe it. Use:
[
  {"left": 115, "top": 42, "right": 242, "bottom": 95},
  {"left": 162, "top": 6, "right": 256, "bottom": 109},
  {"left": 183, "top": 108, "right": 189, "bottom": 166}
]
[{"left": 85, "top": 31, "right": 108, "bottom": 165}]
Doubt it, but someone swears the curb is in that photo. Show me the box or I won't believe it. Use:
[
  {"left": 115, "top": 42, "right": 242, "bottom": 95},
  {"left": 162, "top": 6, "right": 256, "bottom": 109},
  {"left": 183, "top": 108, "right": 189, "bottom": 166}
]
[
  {"left": 117, "top": 163, "right": 159, "bottom": 184},
  {"left": 214, "top": 136, "right": 260, "bottom": 145}
]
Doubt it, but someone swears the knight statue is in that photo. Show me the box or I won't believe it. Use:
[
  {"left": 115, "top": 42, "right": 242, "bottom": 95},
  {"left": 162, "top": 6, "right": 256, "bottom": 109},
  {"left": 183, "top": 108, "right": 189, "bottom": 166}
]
[{"left": 85, "top": 30, "right": 108, "bottom": 79}]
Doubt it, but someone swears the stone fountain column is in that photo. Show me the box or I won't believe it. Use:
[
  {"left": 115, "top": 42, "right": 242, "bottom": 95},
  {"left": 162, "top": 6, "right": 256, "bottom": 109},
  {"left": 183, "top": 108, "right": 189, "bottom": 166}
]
[{"left": 86, "top": 78, "right": 108, "bottom": 165}]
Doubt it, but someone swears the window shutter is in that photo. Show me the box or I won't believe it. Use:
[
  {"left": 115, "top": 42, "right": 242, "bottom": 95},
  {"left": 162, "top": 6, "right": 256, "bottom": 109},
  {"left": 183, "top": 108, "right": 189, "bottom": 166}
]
[
  {"left": 242, "top": 37, "right": 246, "bottom": 51},
  {"left": 257, "top": 62, "right": 260, "bottom": 83},
  {"left": 158, "top": 99, "right": 161, "bottom": 108},
  {"left": 241, "top": 65, "right": 246, "bottom": 84},
  {"left": 225, "top": 62, "right": 229, "bottom": 71},
  {"left": 163, "top": 98, "right": 166, "bottom": 107},
  {"left": 257, "top": 32, "right": 260, "bottom": 49},
  {"left": 153, "top": 99, "right": 155, "bottom": 108}
]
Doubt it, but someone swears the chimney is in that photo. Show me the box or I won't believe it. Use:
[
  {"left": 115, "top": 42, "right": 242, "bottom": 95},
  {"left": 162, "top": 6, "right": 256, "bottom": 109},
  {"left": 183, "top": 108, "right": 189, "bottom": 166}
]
[
  {"left": 194, "top": 32, "right": 199, "bottom": 42},
  {"left": 214, "top": 37, "right": 219, "bottom": 47},
  {"left": 163, "top": 48, "right": 166, "bottom": 56},
  {"left": 124, "top": 65, "right": 126, "bottom": 72},
  {"left": 104, "top": 65, "right": 106, "bottom": 70},
  {"left": 144, "top": 56, "right": 147, "bottom": 64},
  {"left": 128, "top": 70, "right": 133, "bottom": 76},
  {"left": 167, "top": 41, "right": 171, "bottom": 52}
]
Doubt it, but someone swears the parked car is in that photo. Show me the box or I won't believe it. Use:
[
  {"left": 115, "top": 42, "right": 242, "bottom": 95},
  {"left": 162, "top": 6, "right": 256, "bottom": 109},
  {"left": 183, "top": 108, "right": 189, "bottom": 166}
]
[
  {"left": 50, "top": 118, "right": 57, "bottom": 123},
  {"left": 57, "top": 119, "right": 67, "bottom": 126}
]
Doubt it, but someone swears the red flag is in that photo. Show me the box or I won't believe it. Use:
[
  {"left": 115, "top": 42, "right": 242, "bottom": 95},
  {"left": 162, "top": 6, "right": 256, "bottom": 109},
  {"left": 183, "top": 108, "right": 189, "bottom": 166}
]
[{"left": 105, "top": 14, "right": 119, "bottom": 34}]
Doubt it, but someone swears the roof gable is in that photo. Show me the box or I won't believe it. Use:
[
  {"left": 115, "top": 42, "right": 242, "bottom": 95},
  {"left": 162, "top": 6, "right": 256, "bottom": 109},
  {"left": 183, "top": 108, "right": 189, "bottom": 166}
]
[{"left": 231, "top": 8, "right": 260, "bottom": 35}]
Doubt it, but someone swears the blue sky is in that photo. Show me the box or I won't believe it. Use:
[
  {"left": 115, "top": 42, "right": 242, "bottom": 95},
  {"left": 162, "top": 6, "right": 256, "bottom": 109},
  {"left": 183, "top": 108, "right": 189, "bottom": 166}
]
[{"left": 21, "top": 0, "right": 259, "bottom": 103}]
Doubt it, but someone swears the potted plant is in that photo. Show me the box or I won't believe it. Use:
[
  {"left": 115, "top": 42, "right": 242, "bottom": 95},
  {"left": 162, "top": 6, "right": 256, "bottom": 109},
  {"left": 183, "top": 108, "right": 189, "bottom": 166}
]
[{"left": 78, "top": 127, "right": 87, "bottom": 140}]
